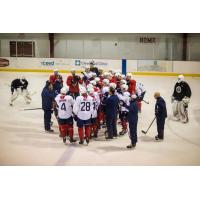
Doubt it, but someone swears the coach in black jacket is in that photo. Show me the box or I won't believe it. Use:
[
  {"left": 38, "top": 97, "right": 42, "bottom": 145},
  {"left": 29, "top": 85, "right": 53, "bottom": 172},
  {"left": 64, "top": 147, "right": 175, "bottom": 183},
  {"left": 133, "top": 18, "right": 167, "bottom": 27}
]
[{"left": 154, "top": 92, "right": 167, "bottom": 141}]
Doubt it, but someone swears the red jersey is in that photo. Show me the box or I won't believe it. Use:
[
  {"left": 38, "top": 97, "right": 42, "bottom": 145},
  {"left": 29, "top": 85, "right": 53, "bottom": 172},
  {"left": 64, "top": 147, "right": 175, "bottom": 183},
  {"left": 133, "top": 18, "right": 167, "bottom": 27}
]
[
  {"left": 66, "top": 75, "right": 83, "bottom": 93},
  {"left": 127, "top": 79, "right": 136, "bottom": 94},
  {"left": 110, "top": 76, "right": 117, "bottom": 84},
  {"left": 49, "top": 74, "right": 63, "bottom": 85}
]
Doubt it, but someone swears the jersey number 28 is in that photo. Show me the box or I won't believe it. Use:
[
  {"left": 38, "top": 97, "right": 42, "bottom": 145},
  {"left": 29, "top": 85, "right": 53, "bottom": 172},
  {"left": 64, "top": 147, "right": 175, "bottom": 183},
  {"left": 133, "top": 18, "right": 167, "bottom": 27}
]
[{"left": 81, "top": 102, "right": 90, "bottom": 111}]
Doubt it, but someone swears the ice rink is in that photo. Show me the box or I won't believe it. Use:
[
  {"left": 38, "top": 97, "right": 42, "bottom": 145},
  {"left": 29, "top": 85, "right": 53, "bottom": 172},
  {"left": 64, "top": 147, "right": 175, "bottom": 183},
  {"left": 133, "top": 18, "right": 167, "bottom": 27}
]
[{"left": 0, "top": 72, "right": 200, "bottom": 166}]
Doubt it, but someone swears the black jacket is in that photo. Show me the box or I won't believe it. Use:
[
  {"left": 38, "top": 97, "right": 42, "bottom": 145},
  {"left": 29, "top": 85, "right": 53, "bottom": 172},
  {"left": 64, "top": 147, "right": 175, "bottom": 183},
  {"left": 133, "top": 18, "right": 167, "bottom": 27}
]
[
  {"left": 41, "top": 87, "right": 55, "bottom": 110},
  {"left": 172, "top": 81, "right": 191, "bottom": 101},
  {"left": 11, "top": 79, "right": 23, "bottom": 93},
  {"left": 155, "top": 97, "right": 167, "bottom": 119}
]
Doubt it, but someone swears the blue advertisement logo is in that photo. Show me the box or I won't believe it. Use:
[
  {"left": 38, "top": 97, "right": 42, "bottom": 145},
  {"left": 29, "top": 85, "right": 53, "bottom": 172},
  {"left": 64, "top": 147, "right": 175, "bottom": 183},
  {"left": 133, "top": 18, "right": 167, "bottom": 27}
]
[
  {"left": 75, "top": 60, "right": 81, "bottom": 66},
  {"left": 41, "top": 61, "right": 55, "bottom": 66}
]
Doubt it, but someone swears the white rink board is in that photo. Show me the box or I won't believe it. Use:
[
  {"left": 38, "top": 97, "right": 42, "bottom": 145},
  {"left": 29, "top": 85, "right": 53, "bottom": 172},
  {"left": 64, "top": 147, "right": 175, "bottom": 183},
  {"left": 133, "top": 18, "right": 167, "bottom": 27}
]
[
  {"left": 0, "top": 57, "right": 122, "bottom": 71},
  {"left": 173, "top": 61, "right": 200, "bottom": 74}
]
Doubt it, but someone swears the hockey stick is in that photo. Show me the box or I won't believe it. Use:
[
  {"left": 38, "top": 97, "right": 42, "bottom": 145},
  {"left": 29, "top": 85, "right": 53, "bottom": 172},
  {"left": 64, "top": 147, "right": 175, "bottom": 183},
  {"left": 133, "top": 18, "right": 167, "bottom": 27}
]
[
  {"left": 22, "top": 108, "right": 42, "bottom": 111},
  {"left": 142, "top": 99, "right": 149, "bottom": 104},
  {"left": 141, "top": 116, "right": 156, "bottom": 134}
]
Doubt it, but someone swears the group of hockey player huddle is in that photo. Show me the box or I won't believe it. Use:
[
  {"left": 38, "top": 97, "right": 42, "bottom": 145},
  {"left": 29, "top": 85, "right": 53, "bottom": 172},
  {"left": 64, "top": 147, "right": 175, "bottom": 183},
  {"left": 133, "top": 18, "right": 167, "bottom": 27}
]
[
  {"left": 41, "top": 62, "right": 146, "bottom": 148},
  {"left": 10, "top": 61, "right": 192, "bottom": 149}
]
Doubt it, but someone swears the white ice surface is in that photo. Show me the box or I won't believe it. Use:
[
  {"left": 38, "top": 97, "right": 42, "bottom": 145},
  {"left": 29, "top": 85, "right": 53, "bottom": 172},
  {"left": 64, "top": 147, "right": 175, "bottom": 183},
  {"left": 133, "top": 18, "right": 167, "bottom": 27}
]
[{"left": 0, "top": 72, "right": 200, "bottom": 165}]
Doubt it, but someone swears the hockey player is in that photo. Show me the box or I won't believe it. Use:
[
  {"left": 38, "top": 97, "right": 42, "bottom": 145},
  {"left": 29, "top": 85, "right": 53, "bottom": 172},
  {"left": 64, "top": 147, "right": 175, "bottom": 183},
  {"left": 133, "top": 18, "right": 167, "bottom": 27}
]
[
  {"left": 94, "top": 77, "right": 103, "bottom": 130},
  {"left": 53, "top": 75, "right": 63, "bottom": 95},
  {"left": 120, "top": 94, "right": 138, "bottom": 148},
  {"left": 104, "top": 86, "right": 119, "bottom": 139},
  {"left": 41, "top": 81, "right": 55, "bottom": 132},
  {"left": 67, "top": 69, "right": 83, "bottom": 99},
  {"left": 90, "top": 80, "right": 100, "bottom": 93},
  {"left": 55, "top": 86, "right": 76, "bottom": 144},
  {"left": 100, "top": 79, "right": 110, "bottom": 127},
  {"left": 89, "top": 61, "right": 99, "bottom": 77},
  {"left": 49, "top": 69, "right": 63, "bottom": 85},
  {"left": 95, "top": 77, "right": 103, "bottom": 90},
  {"left": 118, "top": 84, "right": 130, "bottom": 135},
  {"left": 136, "top": 82, "right": 146, "bottom": 113},
  {"left": 82, "top": 67, "right": 93, "bottom": 85},
  {"left": 154, "top": 92, "right": 167, "bottom": 141},
  {"left": 126, "top": 73, "right": 136, "bottom": 95},
  {"left": 115, "top": 72, "right": 122, "bottom": 89},
  {"left": 171, "top": 75, "right": 192, "bottom": 123},
  {"left": 9, "top": 76, "right": 31, "bottom": 106},
  {"left": 98, "top": 68, "right": 104, "bottom": 80},
  {"left": 73, "top": 87, "right": 93, "bottom": 144},
  {"left": 87, "top": 86, "right": 100, "bottom": 138}
]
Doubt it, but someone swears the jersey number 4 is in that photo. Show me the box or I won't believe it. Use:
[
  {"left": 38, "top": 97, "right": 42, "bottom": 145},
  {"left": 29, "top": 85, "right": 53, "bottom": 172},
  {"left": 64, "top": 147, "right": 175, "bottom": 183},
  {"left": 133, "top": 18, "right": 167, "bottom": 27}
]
[
  {"left": 81, "top": 102, "right": 90, "bottom": 111},
  {"left": 61, "top": 103, "right": 66, "bottom": 111}
]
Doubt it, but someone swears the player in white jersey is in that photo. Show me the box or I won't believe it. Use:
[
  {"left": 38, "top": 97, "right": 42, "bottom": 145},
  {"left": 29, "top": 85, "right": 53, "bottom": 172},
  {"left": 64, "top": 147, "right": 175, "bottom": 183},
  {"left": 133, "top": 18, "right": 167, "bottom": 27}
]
[
  {"left": 87, "top": 86, "right": 100, "bottom": 138},
  {"left": 73, "top": 86, "right": 93, "bottom": 144},
  {"left": 55, "top": 86, "right": 76, "bottom": 144},
  {"left": 118, "top": 84, "right": 130, "bottom": 135},
  {"left": 136, "top": 82, "right": 146, "bottom": 113},
  {"left": 100, "top": 79, "right": 110, "bottom": 127}
]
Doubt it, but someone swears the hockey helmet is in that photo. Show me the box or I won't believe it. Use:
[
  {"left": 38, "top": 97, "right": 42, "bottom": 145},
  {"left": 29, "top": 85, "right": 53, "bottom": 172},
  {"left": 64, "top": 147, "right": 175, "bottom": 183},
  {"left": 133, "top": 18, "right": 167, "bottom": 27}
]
[
  {"left": 90, "top": 80, "right": 96, "bottom": 86},
  {"left": 109, "top": 82, "right": 117, "bottom": 89},
  {"left": 178, "top": 74, "right": 184, "bottom": 83},
  {"left": 94, "top": 77, "right": 100, "bottom": 82},
  {"left": 61, "top": 87, "right": 68, "bottom": 94},
  {"left": 103, "top": 79, "right": 110, "bottom": 86}
]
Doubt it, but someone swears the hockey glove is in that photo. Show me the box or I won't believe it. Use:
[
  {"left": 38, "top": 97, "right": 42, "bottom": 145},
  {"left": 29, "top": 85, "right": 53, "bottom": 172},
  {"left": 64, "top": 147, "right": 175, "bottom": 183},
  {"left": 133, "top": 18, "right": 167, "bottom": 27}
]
[
  {"left": 119, "top": 100, "right": 126, "bottom": 107},
  {"left": 182, "top": 96, "right": 190, "bottom": 106}
]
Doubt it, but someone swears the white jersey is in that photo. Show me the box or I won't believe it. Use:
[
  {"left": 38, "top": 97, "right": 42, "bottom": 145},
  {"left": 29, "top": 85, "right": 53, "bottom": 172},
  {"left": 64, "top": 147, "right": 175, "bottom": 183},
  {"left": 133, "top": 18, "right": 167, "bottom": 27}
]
[
  {"left": 121, "top": 91, "right": 130, "bottom": 112},
  {"left": 90, "top": 92, "right": 100, "bottom": 118},
  {"left": 85, "top": 72, "right": 93, "bottom": 79},
  {"left": 136, "top": 82, "right": 146, "bottom": 96},
  {"left": 101, "top": 86, "right": 109, "bottom": 95},
  {"left": 55, "top": 94, "right": 74, "bottom": 119},
  {"left": 73, "top": 95, "right": 93, "bottom": 120}
]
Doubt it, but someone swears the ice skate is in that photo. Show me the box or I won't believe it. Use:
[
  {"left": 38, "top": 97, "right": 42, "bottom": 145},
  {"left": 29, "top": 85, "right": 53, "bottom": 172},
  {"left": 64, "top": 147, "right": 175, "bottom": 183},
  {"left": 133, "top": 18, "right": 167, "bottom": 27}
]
[{"left": 126, "top": 143, "right": 136, "bottom": 149}]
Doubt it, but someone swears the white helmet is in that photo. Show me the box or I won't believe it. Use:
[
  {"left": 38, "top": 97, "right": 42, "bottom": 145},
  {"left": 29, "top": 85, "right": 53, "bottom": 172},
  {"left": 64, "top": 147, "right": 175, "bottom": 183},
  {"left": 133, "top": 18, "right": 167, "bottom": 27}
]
[
  {"left": 94, "top": 77, "right": 100, "bottom": 82},
  {"left": 80, "top": 86, "right": 87, "bottom": 94},
  {"left": 121, "top": 84, "right": 128, "bottom": 91},
  {"left": 90, "top": 80, "right": 96, "bottom": 86},
  {"left": 103, "top": 72, "right": 111, "bottom": 78},
  {"left": 92, "top": 72, "right": 97, "bottom": 77},
  {"left": 87, "top": 83, "right": 93, "bottom": 88},
  {"left": 103, "top": 79, "right": 110, "bottom": 86},
  {"left": 126, "top": 73, "right": 132, "bottom": 78},
  {"left": 115, "top": 72, "right": 121, "bottom": 77},
  {"left": 109, "top": 82, "right": 117, "bottom": 89},
  {"left": 109, "top": 69, "right": 115, "bottom": 75},
  {"left": 87, "top": 86, "right": 94, "bottom": 94},
  {"left": 178, "top": 74, "right": 184, "bottom": 83},
  {"left": 120, "top": 79, "right": 127, "bottom": 85},
  {"left": 53, "top": 68, "right": 58, "bottom": 72},
  {"left": 61, "top": 86, "right": 68, "bottom": 94}
]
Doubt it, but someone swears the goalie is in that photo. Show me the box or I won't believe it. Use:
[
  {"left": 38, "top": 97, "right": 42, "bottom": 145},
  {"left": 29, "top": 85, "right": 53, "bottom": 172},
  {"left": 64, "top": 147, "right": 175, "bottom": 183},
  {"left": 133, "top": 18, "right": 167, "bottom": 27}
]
[
  {"left": 171, "top": 75, "right": 192, "bottom": 123},
  {"left": 9, "top": 76, "right": 31, "bottom": 106}
]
